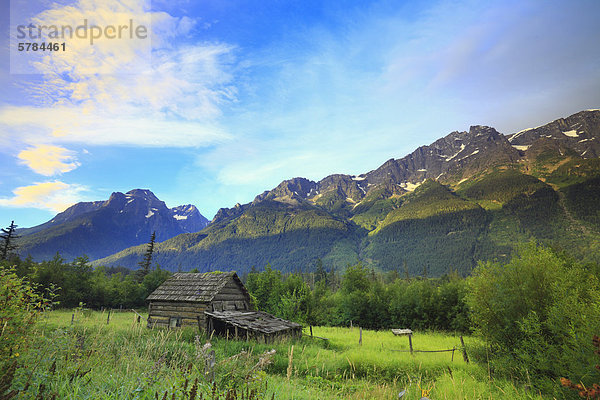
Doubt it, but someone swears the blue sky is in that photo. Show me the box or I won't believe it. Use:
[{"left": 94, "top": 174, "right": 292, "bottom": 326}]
[{"left": 1, "top": 0, "right": 599, "bottom": 228}]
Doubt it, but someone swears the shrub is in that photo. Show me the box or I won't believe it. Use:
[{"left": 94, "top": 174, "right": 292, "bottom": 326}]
[
  {"left": 467, "top": 242, "right": 600, "bottom": 393},
  {"left": 0, "top": 267, "right": 48, "bottom": 395}
]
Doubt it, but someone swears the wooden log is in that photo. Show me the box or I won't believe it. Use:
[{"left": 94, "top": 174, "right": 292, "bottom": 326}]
[
  {"left": 149, "top": 304, "right": 206, "bottom": 313},
  {"left": 152, "top": 310, "right": 201, "bottom": 319},
  {"left": 212, "top": 294, "right": 248, "bottom": 301},
  {"left": 149, "top": 316, "right": 169, "bottom": 323}
]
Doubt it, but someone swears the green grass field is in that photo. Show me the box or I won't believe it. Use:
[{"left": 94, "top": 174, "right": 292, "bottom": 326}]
[{"left": 11, "top": 310, "right": 549, "bottom": 399}]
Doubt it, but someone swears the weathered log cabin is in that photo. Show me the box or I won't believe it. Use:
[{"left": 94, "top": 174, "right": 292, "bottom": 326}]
[
  {"left": 146, "top": 271, "right": 251, "bottom": 329},
  {"left": 146, "top": 271, "right": 302, "bottom": 342}
]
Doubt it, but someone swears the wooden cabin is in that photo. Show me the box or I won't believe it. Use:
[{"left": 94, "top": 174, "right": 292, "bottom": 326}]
[
  {"left": 146, "top": 271, "right": 302, "bottom": 342},
  {"left": 146, "top": 271, "right": 251, "bottom": 329}
]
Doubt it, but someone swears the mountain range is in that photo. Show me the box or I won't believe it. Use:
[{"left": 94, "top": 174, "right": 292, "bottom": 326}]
[
  {"left": 17, "top": 189, "right": 209, "bottom": 261},
  {"left": 18, "top": 109, "right": 600, "bottom": 276}
]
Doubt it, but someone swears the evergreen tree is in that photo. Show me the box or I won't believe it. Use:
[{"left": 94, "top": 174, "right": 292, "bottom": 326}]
[
  {"left": 314, "top": 258, "right": 327, "bottom": 284},
  {"left": 137, "top": 231, "right": 155, "bottom": 280},
  {"left": 0, "top": 221, "right": 19, "bottom": 261},
  {"left": 403, "top": 260, "right": 410, "bottom": 280}
]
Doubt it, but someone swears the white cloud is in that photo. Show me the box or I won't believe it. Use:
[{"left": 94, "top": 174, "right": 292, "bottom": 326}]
[
  {"left": 3, "top": 0, "right": 236, "bottom": 148},
  {"left": 18, "top": 144, "right": 80, "bottom": 176},
  {"left": 0, "top": 181, "right": 88, "bottom": 213},
  {"left": 0, "top": 105, "right": 230, "bottom": 147}
]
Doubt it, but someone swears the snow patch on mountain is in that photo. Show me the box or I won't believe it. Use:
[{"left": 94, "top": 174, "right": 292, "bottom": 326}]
[
  {"left": 562, "top": 130, "right": 579, "bottom": 138},
  {"left": 509, "top": 128, "right": 533, "bottom": 142},
  {"left": 457, "top": 149, "right": 480, "bottom": 162},
  {"left": 400, "top": 181, "right": 423, "bottom": 191},
  {"left": 444, "top": 144, "right": 466, "bottom": 162}
]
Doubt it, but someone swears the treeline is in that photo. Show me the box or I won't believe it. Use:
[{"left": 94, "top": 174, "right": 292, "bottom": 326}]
[
  {"left": 2, "top": 254, "right": 170, "bottom": 309},
  {"left": 245, "top": 261, "right": 470, "bottom": 332},
  {"left": 2, "top": 241, "right": 600, "bottom": 395},
  {"left": 3, "top": 251, "right": 469, "bottom": 332}
]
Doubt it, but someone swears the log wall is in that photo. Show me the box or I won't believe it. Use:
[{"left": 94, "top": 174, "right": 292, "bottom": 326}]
[
  {"left": 147, "top": 301, "right": 207, "bottom": 328},
  {"left": 147, "top": 276, "right": 251, "bottom": 329},
  {"left": 211, "top": 280, "right": 250, "bottom": 311}
]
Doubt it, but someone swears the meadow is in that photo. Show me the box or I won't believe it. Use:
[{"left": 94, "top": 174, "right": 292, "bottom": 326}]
[{"left": 7, "top": 309, "right": 550, "bottom": 400}]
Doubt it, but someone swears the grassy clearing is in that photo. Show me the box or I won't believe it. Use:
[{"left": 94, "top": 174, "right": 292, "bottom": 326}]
[{"left": 10, "top": 310, "right": 552, "bottom": 399}]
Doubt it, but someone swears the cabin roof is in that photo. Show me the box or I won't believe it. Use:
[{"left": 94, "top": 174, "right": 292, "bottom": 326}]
[
  {"left": 146, "top": 271, "right": 247, "bottom": 303},
  {"left": 205, "top": 310, "right": 302, "bottom": 334}
]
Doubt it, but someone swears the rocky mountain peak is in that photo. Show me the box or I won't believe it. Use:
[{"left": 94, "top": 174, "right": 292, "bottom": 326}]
[
  {"left": 171, "top": 204, "right": 209, "bottom": 232},
  {"left": 18, "top": 189, "right": 209, "bottom": 261},
  {"left": 508, "top": 109, "right": 600, "bottom": 159}
]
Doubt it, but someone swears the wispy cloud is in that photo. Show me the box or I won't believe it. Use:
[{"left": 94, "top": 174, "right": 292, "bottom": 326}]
[
  {"left": 199, "top": 0, "right": 600, "bottom": 193},
  {"left": 0, "top": 105, "right": 230, "bottom": 147},
  {"left": 1, "top": 0, "right": 237, "bottom": 215},
  {"left": 18, "top": 145, "right": 80, "bottom": 176},
  {"left": 3, "top": 0, "right": 236, "bottom": 148},
  {"left": 0, "top": 181, "right": 88, "bottom": 213}
]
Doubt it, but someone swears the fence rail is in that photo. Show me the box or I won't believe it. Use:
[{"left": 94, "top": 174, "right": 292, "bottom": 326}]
[{"left": 389, "top": 348, "right": 455, "bottom": 353}]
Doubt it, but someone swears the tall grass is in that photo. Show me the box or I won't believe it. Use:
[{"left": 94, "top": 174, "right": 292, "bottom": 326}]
[{"left": 8, "top": 310, "right": 559, "bottom": 399}]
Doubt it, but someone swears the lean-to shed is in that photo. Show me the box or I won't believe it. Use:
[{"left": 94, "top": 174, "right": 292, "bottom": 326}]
[
  {"left": 146, "top": 272, "right": 250, "bottom": 329},
  {"left": 205, "top": 310, "right": 302, "bottom": 343}
]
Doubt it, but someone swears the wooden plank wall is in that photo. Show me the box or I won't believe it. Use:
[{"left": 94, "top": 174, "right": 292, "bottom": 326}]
[
  {"left": 147, "top": 301, "right": 207, "bottom": 328},
  {"left": 211, "top": 280, "right": 250, "bottom": 311},
  {"left": 147, "top": 278, "right": 250, "bottom": 329}
]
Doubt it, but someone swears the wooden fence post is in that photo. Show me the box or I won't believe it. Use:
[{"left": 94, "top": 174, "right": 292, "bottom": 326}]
[
  {"left": 350, "top": 320, "right": 353, "bottom": 330},
  {"left": 460, "top": 336, "right": 469, "bottom": 363},
  {"left": 287, "top": 345, "right": 294, "bottom": 380},
  {"left": 310, "top": 326, "right": 313, "bottom": 338},
  {"left": 359, "top": 327, "right": 362, "bottom": 346},
  {"left": 408, "top": 333, "right": 413, "bottom": 354},
  {"left": 106, "top": 309, "right": 111, "bottom": 325},
  {"left": 71, "top": 313, "right": 74, "bottom": 325},
  {"left": 206, "top": 350, "right": 215, "bottom": 382}
]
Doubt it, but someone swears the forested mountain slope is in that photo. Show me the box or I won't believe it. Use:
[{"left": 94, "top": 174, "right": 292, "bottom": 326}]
[{"left": 89, "top": 110, "right": 600, "bottom": 274}]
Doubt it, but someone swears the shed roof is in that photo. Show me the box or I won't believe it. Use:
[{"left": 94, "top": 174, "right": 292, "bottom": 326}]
[
  {"left": 146, "top": 271, "right": 247, "bottom": 303},
  {"left": 205, "top": 310, "right": 302, "bottom": 335}
]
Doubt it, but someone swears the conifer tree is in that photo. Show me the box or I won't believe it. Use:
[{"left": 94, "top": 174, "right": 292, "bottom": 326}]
[
  {"left": 137, "top": 231, "right": 156, "bottom": 280},
  {"left": 0, "top": 221, "right": 19, "bottom": 261}
]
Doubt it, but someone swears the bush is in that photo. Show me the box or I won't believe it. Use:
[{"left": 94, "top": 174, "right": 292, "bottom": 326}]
[
  {"left": 467, "top": 242, "right": 600, "bottom": 393},
  {"left": 0, "top": 267, "right": 49, "bottom": 395}
]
